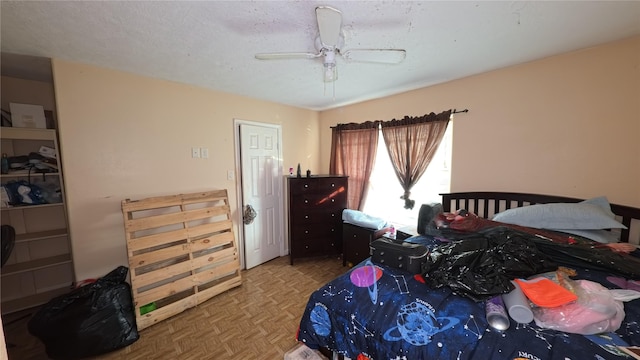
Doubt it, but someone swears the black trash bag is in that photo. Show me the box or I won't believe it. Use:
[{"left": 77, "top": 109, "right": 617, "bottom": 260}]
[
  {"left": 529, "top": 235, "right": 640, "bottom": 279},
  {"left": 421, "top": 227, "right": 557, "bottom": 302},
  {"left": 28, "top": 266, "right": 139, "bottom": 359}
]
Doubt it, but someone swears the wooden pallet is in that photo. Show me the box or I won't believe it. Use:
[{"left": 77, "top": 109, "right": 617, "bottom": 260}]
[{"left": 121, "top": 190, "right": 242, "bottom": 331}]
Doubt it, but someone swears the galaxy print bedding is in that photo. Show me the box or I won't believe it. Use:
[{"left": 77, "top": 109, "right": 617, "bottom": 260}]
[
  {"left": 298, "top": 192, "right": 640, "bottom": 359},
  {"left": 297, "top": 252, "right": 640, "bottom": 360}
]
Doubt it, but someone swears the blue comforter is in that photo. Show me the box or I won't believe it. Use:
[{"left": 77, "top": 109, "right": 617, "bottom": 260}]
[{"left": 297, "top": 236, "right": 640, "bottom": 360}]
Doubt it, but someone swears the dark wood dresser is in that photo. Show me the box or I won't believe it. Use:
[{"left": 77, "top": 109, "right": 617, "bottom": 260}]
[
  {"left": 287, "top": 175, "right": 348, "bottom": 265},
  {"left": 342, "top": 222, "right": 389, "bottom": 267}
]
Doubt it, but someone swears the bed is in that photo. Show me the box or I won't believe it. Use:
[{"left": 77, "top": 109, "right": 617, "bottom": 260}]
[{"left": 297, "top": 192, "right": 640, "bottom": 360}]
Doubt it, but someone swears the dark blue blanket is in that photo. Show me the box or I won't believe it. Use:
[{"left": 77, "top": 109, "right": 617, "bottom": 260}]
[{"left": 297, "top": 236, "right": 640, "bottom": 360}]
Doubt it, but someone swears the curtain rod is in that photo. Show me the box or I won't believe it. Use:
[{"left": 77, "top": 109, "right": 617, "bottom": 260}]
[{"left": 330, "top": 108, "right": 469, "bottom": 129}]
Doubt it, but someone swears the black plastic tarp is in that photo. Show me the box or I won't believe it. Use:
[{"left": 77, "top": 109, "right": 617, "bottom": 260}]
[{"left": 421, "top": 227, "right": 557, "bottom": 301}]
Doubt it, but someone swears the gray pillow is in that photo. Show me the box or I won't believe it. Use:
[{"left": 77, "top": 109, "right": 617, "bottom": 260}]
[{"left": 492, "top": 197, "right": 626, "bottom": 230}]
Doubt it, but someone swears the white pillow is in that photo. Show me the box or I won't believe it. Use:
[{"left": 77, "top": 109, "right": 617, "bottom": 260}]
[{"left": 492, "top": 197, "right": 626, "bottom": 230}]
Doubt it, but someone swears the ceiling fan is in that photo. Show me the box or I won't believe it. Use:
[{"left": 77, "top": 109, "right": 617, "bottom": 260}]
[{"left": 255, "top": 6, "right": 407, "bottom": 83}]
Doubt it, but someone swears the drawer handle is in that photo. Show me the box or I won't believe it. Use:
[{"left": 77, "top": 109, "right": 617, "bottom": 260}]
[
  {"left": 304, "top": 199, "right": 309, "bottom": 204},
  {"left": 331, "top": 213, "right": 335, "bottom": 217},
  {"left": 305, "top": 215, "right": 309, "bottom": 219},
  {"left": 331, "top": 183, "right": 335, "bottom": 187},
  {"left": 331, "top": 199, "right": 335, "bottom": 203},
  {"left": 305, "top": 230, "right": 309, "bottom": 234},
  {"left": 353, "top": 234, "right": 357, "bottom": 238},
  {"left": 305, "top": 245, "right": 309, "bottom": 249},
  {"left": 304, "top": 184, "right": 309, "bottom": 188}
]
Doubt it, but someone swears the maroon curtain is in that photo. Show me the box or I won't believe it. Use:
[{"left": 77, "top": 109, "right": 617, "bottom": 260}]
[
  {"left": 329, "top": 121, "right": 379, "bottom": 210},
  {"left": 380, "top": 110, "right": 451, "bottom": 209}
]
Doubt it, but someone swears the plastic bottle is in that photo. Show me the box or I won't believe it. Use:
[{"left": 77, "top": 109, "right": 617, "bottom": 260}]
[
  {"left": 502, "top": 280, "right": 534, "bottom": 324},
  {"left": 485, "top": 295, "right": 510, "bottom": 331},
  {"left": 1, "top": 153, "right": 8, "bottom": 174},
  {"left": 388, "top": 225, "right": 396, "bottom": 239}
]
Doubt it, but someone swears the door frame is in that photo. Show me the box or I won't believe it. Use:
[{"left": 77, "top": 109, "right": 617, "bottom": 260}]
[{"left": 233, "top": 118, "right": 285, "bottom": 269}]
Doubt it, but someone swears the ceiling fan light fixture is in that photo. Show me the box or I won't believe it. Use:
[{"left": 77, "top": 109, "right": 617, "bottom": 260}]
[
  {"left": 323, "top": 62, "right": 338, "bottom": 82},
  {"left": 323, "top": 50, "right": 338, "bottom": 82},
  {"left": 253, "top": 5, "right": 406, "bottom": 86}
]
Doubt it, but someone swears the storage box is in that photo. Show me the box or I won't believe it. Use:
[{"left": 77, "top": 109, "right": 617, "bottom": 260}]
[
  {"left": 9, "top": 103, "right": 47, "bottom": 129},
  {"left": 38, "top": 145, "right": 57, "bottom": 159}
]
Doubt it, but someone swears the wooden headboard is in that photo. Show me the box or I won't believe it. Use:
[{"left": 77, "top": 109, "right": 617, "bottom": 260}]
[{"left": 440, "top": 192, "right": 640, "bottom": 244}]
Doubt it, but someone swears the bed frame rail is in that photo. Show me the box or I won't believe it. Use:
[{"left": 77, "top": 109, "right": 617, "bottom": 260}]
[{"left": 441, "top": 192, "right": 640, "bottom": 244}]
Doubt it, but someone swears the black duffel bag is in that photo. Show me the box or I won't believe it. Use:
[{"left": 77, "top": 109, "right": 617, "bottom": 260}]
[{"left": 370, "top": 237, "right": 429, "bottom": 274}]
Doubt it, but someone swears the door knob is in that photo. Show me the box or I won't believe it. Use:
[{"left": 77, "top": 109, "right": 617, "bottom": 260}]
[{"left": 243, "top": 204, "right": 257, "bottom": 224}]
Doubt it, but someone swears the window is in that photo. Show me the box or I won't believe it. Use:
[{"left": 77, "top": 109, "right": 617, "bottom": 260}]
[{"left": 362, "top": 125, "right": 452, "bottom": 229}]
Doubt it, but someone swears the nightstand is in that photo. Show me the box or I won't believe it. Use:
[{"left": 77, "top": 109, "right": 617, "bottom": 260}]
[{"left": 342, "top": 222, "right": 388, "bottom": 267}]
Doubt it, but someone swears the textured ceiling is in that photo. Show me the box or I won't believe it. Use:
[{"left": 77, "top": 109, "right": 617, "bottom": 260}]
[{"left": 2, "top": 1, "right": 640, "bottom": 111}]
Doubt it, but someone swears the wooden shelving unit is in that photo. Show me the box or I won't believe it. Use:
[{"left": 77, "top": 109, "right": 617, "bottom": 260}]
[{"left": 1, "top": 127, "right": 74, "bottom": 314}]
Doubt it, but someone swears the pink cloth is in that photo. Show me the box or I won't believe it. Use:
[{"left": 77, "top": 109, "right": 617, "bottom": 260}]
[{"left": 532, "top": 279, "right": 624, "bottom": 335}]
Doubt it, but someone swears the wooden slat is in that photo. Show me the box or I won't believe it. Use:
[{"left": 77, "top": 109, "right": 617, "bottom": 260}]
[
  {"left": 192, "top": 260, "right": 240, "bottom": 285},
  {"left": 128, "top": 242, "right": 190, "bottom": 268},
  {"left": 122, "top": 189, "right": 241, "bottom": 331},
  {"left": 188, "top": 220, "right": 233, "bottom": 238},
  {"left": 194, "top": 275, "right": 242, "bottom": 305},
  {"left": 190, "top": 232, "right": 235, "bottom": 252},
  {"left": 134, "top": 261, "right": 240, "bottom": 307},
  {"left": 122, "top": 190, "right": 229, "bottom": 212},
  {"left": 125, "top": 205, "right": 229, "bottom": 232},
  {"left": 134, "top": 274, "right": 197, "bottom": 307},
  {"left": 127, "top": 228, "right": 189, "bottom": 253},
  {"left": 131, "top": 258, "right": 192, "bottom": 290},
  {"left": 191, "top": 247, "right": 237, "bottom": 269},
  {"left": 136, "top": 294, "right": 197, "bottom": 330}
]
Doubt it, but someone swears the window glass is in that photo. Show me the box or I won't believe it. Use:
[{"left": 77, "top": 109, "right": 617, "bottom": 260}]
[{"left": 362, "top": 125, "right": 452, "bottom": 228}]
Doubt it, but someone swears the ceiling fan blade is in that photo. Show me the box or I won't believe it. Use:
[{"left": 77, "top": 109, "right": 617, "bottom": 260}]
[
  {"left": 316, "top": 6, "right": 342, "bottom": 49},
  {"left": 255, "top": 52, "right": 321, "bottom": 60},
  {"left": 341, "top": 49, "right": 407, "bottom": 64}
]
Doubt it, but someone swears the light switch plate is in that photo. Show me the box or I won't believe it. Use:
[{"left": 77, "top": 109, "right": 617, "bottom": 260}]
[
  {"left": 192, "top": 147, "right": 200, "bottom": 158},
  {"left": 201, "top": 147, "right": 209, "bottom": 159}
]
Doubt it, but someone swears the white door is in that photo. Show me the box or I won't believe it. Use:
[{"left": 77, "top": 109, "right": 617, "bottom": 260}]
[{"left": 240, "top": 123, "right": 282, "bottom": 269}]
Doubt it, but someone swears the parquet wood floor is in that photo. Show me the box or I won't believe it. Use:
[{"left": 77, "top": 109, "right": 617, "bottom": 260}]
[{"left": 3, "top": 255, "right": 346, "bottom": 360}]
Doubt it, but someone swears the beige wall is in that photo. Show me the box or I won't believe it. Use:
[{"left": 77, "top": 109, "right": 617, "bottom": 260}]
[
  {"left": 52, "top": 60, "right": 319, "bottom": 281},
  {"left": 5, "top": 35, "right": 639, "bottom": 281},
  {"left": 319, "top": 36, "right": 640, "bottom": 208}
]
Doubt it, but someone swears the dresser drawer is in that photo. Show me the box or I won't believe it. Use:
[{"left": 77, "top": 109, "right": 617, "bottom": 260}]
[
  {"left": 290, "top": 209, "right": 342, "bottom": 225},
  {"left": 291, "top": 223, "right": 340, "bottom": 239},
  {"left": 291, "top": 238, "right": 326, "bottom": 257},
  {"left": 289, "top": 177, "right": 347, "bottom": 195},
  {"left": 290, "top": 191, "right": 347, "bottom": 209}
]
